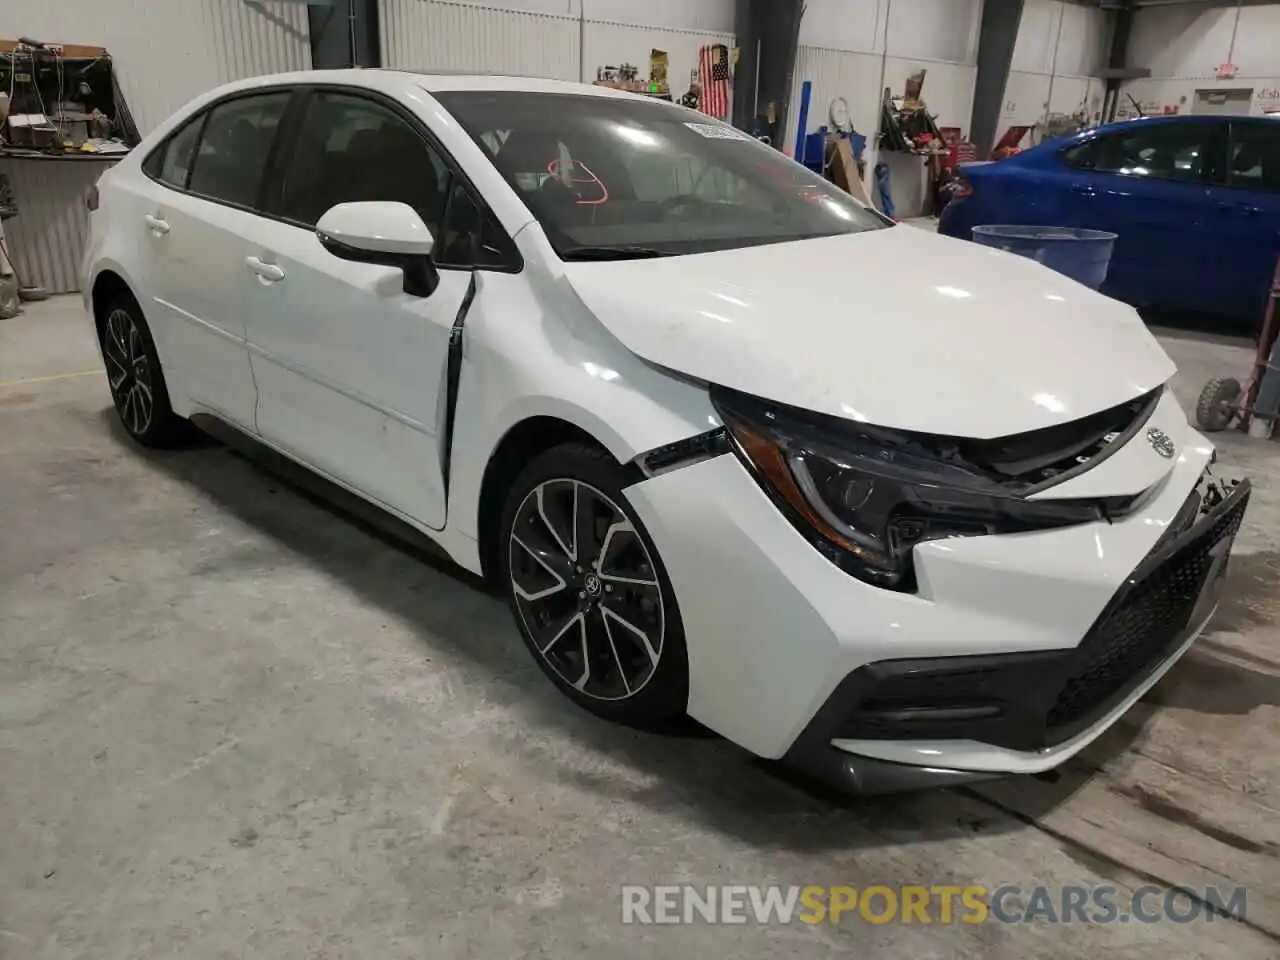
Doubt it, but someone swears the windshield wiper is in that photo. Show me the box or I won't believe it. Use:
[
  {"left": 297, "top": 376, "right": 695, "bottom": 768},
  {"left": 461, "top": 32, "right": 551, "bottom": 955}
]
[{"left": 559, "top": 245, "right": 670, "bottom": 261}]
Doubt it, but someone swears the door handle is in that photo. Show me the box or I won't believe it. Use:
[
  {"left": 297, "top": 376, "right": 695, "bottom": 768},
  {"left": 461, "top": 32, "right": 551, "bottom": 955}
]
[
  {"left": 1218, "top": 202, "right": 1259, "bottom": 217},
  {"left": 1070, "top": 184, "right": 1098, "bottom": 197},
  {"left": 143, "top": 214, "right": 170, "bottom": 234},
  {"left": 245, "top": 256, "right": 285, "bottom": 282}
]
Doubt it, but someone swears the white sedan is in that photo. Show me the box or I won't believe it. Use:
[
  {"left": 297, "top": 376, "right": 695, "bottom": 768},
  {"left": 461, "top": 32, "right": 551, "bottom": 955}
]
[{"left": 83, "top": 70, "right": 1249, "bottom": 792}]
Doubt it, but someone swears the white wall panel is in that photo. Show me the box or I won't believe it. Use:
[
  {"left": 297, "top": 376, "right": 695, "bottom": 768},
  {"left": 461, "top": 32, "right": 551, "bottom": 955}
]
[
  {"left": 0, "top": 157, "right": 118, "bottom": 293},
  {"left": 583, "top": 0, "right": 735, "bottom": 33},
  {"left": 412, "top": 0, "right": 735, "bottom": 31},
  {"left": 433, "top": 0, "right": 578, "bottom": 15},
  {"left": 798, "top": 0, "right": 886, "bottom": 54},
  {"left": 381, "top": 0, "right": 580, "bottom": 79},
  {"left": 886, "top": 57, "right": 975, "bottom": 127},
  {"left": 885, "top": 0, "right": 981, "bottom": 64},
  {"left": 1012, "top": 0, "right": 1055, "bottom": 74},
  {"left": 582, "top": 21, "right": 733, "bottom": 93},
  {"left": 1119, "top": 4, "right": 1280, "bottom": 112},
  {"left": 1003, "top": 70, "right": 1052, "bottom": 127},
  {"left": 1127, "top": 3, "right": 1280, "bottom": 81},
  {"left": 1229, "top": 5, "right": 1280, "bottom": 79},
  {"left": 1047, "top": 74, "right": 1100, "bottom": 120},
  {"left": 1127, "top": 5, "right": 1236, "bottom": 81},
  {"left": 0, "top": 0, "right": 309, "bottom": 134},
  {"left": 1053, "top": 2, "right": 1107, "bottom": 79},
  {"left": 799, "top": 0, "right": 980, "bottom": 63}
]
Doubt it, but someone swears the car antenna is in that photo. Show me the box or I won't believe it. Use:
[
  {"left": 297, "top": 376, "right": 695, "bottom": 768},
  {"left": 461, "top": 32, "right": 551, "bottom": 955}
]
[{"left": 1125, "top": 93, "right": 1145, "bottom": 118}]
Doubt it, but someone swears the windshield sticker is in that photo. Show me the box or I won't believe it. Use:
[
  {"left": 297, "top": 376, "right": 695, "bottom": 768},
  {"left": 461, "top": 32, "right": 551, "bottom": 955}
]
[{"left": 684, "top": 122, "right": 752, "bottom": 141}]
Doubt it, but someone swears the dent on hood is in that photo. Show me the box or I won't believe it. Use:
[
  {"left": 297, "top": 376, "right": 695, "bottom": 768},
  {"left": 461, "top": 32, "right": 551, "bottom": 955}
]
[{"left": 562, "top": 229, "right": 1175, "bottom": 439}]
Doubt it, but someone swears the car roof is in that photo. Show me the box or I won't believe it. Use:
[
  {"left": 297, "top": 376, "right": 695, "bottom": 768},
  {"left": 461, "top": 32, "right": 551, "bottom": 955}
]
[
  {"left": 1085, "top": 113, "right": 1272, "bottom": 136},
  {"left": 203, "top": 68, "right": 659, "bottom": 103}
]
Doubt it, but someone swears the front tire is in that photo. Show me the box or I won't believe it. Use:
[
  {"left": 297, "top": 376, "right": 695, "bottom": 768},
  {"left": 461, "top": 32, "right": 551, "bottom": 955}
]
[
  {"left": 499, "top": 442, "right": 688, "bottom": 726},
  {"left": 98, "top": 295, "right": 191, "bottom": 447}
]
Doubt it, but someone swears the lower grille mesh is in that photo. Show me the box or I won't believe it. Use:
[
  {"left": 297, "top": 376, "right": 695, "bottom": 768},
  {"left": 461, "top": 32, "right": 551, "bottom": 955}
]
[{"left": 1045, "top": 493, "right": 1247, "bottom": 732}]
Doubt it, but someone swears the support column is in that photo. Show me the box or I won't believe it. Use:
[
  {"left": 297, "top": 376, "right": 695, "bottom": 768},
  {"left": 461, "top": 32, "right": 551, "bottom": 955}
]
[
  {"left": 1101, "top": 0, "right": 1137, "bottom": 123},
  {"left": 732, "top": 0, "right": 803, "bottom": 142},
  {"left": 307, "top": 0, "right": 380, "bottom": 69},
  {"left": 969, "top": 0, "right": 1024, "bottom": 160}
]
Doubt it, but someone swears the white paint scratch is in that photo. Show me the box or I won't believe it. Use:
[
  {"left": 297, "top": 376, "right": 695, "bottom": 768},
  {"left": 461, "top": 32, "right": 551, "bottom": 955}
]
[
  {"left": 431, "top": 769, "right": 470, "bottom": 836},
  {"left": 162, "top": 737, "right": 239, "bottom": 785}
]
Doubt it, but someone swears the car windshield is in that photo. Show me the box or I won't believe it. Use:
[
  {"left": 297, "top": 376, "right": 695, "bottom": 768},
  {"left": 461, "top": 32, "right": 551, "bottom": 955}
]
[{"left": 433, "top": 90, "right": 889, "bottom": 260}]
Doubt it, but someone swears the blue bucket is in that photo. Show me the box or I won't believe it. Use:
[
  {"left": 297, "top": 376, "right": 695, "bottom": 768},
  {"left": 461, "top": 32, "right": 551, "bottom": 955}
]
[{"left": 971, "top": 225, "right": 1117, "bottom": 290}]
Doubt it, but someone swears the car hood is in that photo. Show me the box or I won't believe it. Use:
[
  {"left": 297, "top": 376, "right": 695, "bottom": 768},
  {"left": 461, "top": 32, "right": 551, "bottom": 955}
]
[{"left": 562, "top": 226, "right": 1175, "bottom": 439}]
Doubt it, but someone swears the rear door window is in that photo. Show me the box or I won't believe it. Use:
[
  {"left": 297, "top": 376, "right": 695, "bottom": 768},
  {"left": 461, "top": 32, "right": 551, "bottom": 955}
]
[
  {"left": 1227, "top": 122, "right": 1280, "bottom": 191},
  {"left": 1087, "top": 123, "right": 1215, "bottom": 183},
  {"left": 186, "top": 91, "right": 291, "bottom": 209}
]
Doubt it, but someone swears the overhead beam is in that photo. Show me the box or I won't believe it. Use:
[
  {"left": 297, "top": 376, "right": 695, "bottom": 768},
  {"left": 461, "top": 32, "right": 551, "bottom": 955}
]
[{"left": 969, "top": 0, "right": 1025, "bottom": 160}]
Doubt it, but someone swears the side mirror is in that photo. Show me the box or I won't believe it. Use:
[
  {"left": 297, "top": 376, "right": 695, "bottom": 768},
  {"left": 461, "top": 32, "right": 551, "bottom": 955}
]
[{"left": 315, "top": 201, "right": 439, "bottom": 297}]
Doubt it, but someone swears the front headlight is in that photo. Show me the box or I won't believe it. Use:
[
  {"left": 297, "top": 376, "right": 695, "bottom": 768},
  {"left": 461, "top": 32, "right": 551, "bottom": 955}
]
[{"left": 711, "top": 387, "right": 1106, "bottom": 591}]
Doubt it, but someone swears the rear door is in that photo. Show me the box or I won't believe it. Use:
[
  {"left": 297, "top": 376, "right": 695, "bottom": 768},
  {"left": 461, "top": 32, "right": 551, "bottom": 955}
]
[
  {"left": 137, "top": 89, "right": 292, "bottom": 428},
  {"left": 1202, "top": 118, "right": 1280, "bottom": 321},
  {"left": 1056, "top": 121, "right": 1217, "bottom": 311}
]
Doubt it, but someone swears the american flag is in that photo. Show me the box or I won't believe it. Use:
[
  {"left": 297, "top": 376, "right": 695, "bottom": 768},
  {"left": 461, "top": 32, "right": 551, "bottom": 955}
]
[{"left": 698, "top": 44, "right": 731, "bottom": 120}]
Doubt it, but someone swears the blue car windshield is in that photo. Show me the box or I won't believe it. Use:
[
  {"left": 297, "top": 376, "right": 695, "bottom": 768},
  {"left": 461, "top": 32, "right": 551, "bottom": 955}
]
[{"left": 434, "top": 90, "right": 889, "bottom": 259}]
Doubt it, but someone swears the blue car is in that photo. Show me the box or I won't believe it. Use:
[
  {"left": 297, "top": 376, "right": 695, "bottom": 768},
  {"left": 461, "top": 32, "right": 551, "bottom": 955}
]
[{"left": 939, "top": 115, "right": 1280, "bottom": 322}]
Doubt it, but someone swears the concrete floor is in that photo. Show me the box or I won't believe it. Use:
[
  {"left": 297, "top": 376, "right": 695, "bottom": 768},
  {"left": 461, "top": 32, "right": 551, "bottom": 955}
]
[{"left": 1, "top": 296, "right": 1277, "bottom": 959}]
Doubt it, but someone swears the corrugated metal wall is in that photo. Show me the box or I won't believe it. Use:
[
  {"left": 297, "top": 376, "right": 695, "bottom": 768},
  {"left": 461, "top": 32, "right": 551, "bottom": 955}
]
[
  {"left": 788, "top": 45, "right": 886, "bottom": 158},
  {"left": 381, "top": 0, "right": 581, "bottom": 80},
  {"left": 0, "top": 0, "right": 310, "bottom": 134},
  {"left": 1, "top": 0, "right": 308, "bottom": 293},
  {"left": 582, "top": 20, "right": 734, "bottom": 91},
  {"left": 0, "top": 158, "right": 117, "bottom": 294}
]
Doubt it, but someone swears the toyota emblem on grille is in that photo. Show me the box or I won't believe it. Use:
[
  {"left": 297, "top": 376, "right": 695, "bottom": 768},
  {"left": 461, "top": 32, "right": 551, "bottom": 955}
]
[{"left": 1146, "top": 427, "right": 1176, "bottom": 459}]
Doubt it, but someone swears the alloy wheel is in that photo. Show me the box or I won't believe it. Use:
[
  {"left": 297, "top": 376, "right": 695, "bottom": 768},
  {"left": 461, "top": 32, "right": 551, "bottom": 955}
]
[
  {"left": 103, "top": 309, "right": 154, "bottom": 435},
  {"left": 508, "top": 479, "right": 665, "bottom": 701}
]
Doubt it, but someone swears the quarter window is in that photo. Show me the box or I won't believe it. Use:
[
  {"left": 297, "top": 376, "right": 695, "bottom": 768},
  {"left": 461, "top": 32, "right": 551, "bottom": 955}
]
[
  {"left": 187, "top": 92, "right": 291, "bottom": 208},
  {"left": 144, "top": 114, "right": 204, "bottom": 190},
  {"left": 436, "top": 178, "right": 518, "bottom": 268},
  {"left": 1061, "top": 139, "right": 1101, "bottom": 169}
]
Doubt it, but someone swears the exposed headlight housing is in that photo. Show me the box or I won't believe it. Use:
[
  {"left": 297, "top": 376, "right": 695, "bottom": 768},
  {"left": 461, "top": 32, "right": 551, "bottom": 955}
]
[{"left": 712, "top": 387, "right": 1112, "bottom": 591}]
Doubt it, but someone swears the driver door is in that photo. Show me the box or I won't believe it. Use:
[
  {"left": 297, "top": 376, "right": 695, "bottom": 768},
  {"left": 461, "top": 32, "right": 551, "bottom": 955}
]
[{"left": 243, "top": 89, "right": 472, "bottom": 530}]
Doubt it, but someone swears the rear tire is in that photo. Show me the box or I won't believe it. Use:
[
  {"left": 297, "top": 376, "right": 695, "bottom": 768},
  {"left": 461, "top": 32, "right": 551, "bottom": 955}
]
[
  {"left": 98, "top": 295, "right": 192, "bottom": 448},
  {"left": 498, "top": 441, "right": 689, "bottom": 726}
]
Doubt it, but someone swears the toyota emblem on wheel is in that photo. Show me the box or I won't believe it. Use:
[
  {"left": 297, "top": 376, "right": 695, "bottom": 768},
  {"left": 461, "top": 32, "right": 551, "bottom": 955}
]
[{"left": 1147, "top": 427, "right": 1176, "bottom": 459}]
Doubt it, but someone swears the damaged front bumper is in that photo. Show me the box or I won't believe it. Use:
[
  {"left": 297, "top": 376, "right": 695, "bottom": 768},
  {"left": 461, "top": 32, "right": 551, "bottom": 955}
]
[{"left": 785, "top": 471, "right": 1249, "bottom": 793}]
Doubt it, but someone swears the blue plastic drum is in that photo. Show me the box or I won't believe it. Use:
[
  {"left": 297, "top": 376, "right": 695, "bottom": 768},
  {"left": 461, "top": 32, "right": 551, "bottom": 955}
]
[{"left": 971, "top": 225, "right": 1117, "bottom": 290}]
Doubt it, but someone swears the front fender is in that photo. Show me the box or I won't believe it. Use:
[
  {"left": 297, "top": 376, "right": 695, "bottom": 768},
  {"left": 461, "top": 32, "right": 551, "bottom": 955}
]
[{"left": 441, "top": 271, "right": 719, "bottom": 564}]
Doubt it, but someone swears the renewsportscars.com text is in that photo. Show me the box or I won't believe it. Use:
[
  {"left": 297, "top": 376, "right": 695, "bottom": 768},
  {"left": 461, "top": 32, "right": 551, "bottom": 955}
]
[{"left": 620, "top": 884, "right": 1248, "bottom": 926}]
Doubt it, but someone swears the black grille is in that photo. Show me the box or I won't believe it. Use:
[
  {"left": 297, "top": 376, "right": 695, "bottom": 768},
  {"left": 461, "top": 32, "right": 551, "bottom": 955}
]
[
  {"left": 1045, "top": 490, "right": 1247, "bottom": 734},
  {"left": 833, "top": 481, "right": 1250, "bottom": 751}
]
